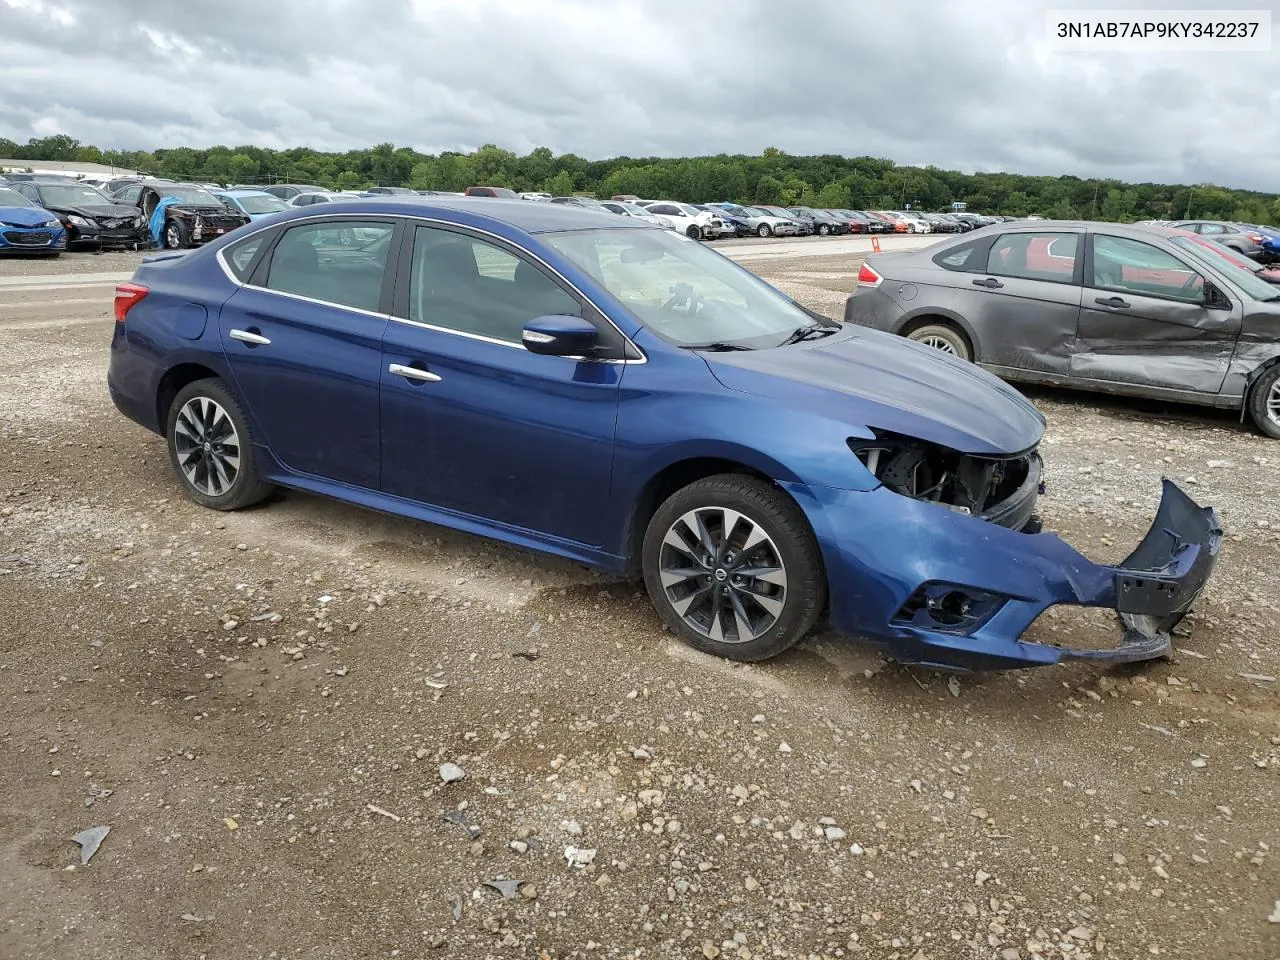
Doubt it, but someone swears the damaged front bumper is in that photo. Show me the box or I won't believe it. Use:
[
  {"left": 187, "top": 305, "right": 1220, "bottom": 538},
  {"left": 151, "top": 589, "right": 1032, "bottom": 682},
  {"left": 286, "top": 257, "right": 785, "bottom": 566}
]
[{"left": 788, "top": 478, "right": 1222, "bottom": 671}]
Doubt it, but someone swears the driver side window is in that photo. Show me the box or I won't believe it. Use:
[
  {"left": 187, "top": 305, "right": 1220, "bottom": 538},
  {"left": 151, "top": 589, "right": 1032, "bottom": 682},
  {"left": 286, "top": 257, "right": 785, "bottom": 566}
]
[
  {"left": 407, "top": 226, "right": 582, "bottom": 344},
  {"left": 1091, "top": 235, "right": 1204, "bottom": 303}
]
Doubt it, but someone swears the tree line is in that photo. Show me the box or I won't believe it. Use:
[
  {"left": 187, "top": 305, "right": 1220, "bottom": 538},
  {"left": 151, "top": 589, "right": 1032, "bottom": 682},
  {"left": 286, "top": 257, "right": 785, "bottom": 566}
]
[{"left": 4, "top": 133, "right": 1278, "bottom": 225}]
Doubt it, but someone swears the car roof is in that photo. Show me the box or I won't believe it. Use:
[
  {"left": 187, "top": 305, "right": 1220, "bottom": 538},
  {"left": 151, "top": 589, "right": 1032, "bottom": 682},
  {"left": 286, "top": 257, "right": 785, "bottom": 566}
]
[
  {"left": 219, "top": 189, "right": 278, "bottom": 198},
  {"left": 272, "top": 197, "right": 655, "bottom": 234}
]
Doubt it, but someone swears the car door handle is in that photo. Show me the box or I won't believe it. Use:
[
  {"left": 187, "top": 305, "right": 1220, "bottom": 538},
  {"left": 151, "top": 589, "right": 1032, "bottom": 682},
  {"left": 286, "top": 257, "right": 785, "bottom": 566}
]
[
  {"left": 388, "top": 362, "right": 442, "bottom": 383},
  {"left": 1094, "top": 296, "right": 1130, "bottom": 309},
  {"left": 972, "top": 277, "right": 1004, "bottom": 289},
  {"left": 229, "top": 328, "right": 271, "bottom": 346}
]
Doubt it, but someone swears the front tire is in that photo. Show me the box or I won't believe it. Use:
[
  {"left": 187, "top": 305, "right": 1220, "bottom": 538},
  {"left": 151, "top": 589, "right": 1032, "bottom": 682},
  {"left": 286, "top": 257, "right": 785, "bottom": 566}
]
[
  {"left": 1247, "top": 365, "right": 1280, "bottom": 439},
  {"left": 642, "top": 474, "right": 826, "bottom": 662},
  {"left": 685, "top": 224, "right": 702, "bottom": 240},
  {"left": 906, "top": 323, "right": 972, "bottom": 362},
  {"left": 164, "top": 219, "right": 190, "bottom": 250},
  {"left": 166, "top": 379, "right": 273, "bottom": 510},
  {"left": 756, "top": 224, "right": 773, "bottom": 238}
]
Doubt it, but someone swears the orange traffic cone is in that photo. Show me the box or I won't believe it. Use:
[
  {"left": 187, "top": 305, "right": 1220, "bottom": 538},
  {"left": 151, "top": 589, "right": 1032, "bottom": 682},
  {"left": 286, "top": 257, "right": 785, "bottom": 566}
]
[{"left": 871, "top": 236, "right": 881, "bottom": 253}]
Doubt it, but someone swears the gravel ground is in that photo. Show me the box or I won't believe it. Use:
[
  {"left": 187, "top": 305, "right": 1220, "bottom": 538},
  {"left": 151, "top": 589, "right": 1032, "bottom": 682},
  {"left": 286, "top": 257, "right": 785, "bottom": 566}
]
[{"left": 1, "top": 246, "right": 1278, "bottom": 960}]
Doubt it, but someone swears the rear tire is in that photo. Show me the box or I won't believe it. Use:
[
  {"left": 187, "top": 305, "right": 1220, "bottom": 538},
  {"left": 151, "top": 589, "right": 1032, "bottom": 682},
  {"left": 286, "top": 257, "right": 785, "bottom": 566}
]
[
  {"left": 906, "top": 323, "right": 972, "bottom": 362},
  {"left": 1247, "top": 365, "right": 1280, "bottom": 439},
  {"left": 642, "top": 474, "right": 826, "bottom": 662},
  {"left": 817, "top": 224, "right": 830, "bottom": 236},
  {"left": 166, "top": 378, "right": 273, "bottom": 510}
]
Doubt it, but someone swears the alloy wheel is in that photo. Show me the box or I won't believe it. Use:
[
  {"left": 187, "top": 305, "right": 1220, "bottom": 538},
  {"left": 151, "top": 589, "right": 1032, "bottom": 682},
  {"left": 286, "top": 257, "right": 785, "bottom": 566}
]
[
  {"left": 918, "top": 335, "right": 958, "bottom": 354},
  {"left": 173, "top": 397, "right": 241, "bottom": 496},
  {"left": 165, "top": 223, "right": 181, "bottom": 248},
  {"left": 658, "top": 507, "right": 787, "bottom": 644},
  {"left": 1268, "top": 379, "right": 1280, "bottom": 427}
]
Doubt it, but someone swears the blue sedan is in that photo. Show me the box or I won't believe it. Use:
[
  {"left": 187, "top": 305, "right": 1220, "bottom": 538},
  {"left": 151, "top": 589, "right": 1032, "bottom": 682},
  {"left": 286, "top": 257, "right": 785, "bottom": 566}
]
[
  {"left": 107, "top": 199, "right": 1220, "bottom": 670},
  {"left": 0, "top": 184, "right": 66, "bottom": 254},
  {"left": 214, "top": 189, "right": 292, "bottom": 221}
]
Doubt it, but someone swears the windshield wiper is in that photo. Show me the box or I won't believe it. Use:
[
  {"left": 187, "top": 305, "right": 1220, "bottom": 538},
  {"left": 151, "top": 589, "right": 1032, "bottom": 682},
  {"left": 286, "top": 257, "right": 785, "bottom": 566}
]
[
  {"left": 778, "top": 323, "right": 839, "bottom": 346},
  {"left": 683, "top": 342, "right": 753, "bottom": 352}
]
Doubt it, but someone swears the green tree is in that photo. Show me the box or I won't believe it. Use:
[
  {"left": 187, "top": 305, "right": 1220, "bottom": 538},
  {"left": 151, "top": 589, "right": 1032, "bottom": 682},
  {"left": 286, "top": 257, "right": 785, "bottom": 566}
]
[
  {"left": 542, "top": 170, "right": 576, "bottom": 196},
  {"left": 754, "top": 174, "right": 784, "bottom": 204},
  {"left": 227, "top": 153, "right": 259, "bottom": 183}
]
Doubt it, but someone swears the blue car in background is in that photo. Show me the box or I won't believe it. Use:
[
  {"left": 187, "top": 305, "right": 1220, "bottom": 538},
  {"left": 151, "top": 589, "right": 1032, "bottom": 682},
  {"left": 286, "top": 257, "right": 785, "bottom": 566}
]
[
  {"left": 0, "top": 183, "right": 67, "bottom": 255},
  {"left": 214, "top": 189, "right": 292, "bottom": 221},
  {"left": 107, "top": 199, "right": 1220, "bottom": 671}
]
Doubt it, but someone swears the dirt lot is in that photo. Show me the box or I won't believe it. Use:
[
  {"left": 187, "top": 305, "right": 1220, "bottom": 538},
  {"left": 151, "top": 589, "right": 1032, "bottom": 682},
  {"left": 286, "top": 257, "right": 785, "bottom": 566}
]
[{"left": 1, "top": 244, "right": 1278, "bottom": 960}]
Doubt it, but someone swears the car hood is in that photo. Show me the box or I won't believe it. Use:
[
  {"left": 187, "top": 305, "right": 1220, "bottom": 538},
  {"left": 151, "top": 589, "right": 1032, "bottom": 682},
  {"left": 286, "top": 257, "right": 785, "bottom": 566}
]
[
  {"left": 703, "top": 326, "right": 1046, "bottom": 456},
  {"left": 53, "top": 203, "right": 140, "bottom": 220},
  {"left": 168, "top": 203, "right": 241, "bottom": 216},
  {"left": 0, "top": 205, "right": 56, "bottom": 226}
]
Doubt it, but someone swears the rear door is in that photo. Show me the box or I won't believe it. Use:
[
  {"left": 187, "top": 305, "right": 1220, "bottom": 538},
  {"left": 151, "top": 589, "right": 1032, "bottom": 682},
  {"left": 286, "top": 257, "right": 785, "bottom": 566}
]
[
  {"left": 967, "top": 230, "right": 1084, "bottom": 376},
  {"left": 1071, "top": 232, "right": 1240, "bottom": 394},
  {"left": 217, "top": 216, "right": 400, "bottom": 488}
]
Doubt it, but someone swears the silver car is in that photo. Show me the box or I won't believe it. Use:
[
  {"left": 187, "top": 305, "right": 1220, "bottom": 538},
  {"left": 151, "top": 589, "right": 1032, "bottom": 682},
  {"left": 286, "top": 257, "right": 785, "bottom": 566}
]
[{"left": 845, "top": 220, "right": 1280, "bottom": 437}]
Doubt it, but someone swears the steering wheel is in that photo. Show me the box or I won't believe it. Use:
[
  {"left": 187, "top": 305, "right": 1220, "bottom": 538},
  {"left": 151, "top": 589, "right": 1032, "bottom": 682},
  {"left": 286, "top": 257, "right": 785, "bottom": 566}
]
[{"left": 661, "top": 282, "right": 702, "bottom": 316}]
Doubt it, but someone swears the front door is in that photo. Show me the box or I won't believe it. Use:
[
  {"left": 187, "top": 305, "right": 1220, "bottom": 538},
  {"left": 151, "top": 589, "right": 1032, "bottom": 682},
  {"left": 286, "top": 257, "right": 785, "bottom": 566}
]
[
  {"left": 379, "top": 225, "right": 622, "bottom": 546},
  {"left": 1071, "top": 232, "right": 1241, "bottom": 394},
  {"left": 217, "top": 217, "right": 399, "bottom": 488}
]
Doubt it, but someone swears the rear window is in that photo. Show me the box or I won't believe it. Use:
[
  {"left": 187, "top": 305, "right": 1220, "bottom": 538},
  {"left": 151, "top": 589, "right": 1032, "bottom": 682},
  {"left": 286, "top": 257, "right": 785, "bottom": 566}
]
[
  {"left": 933, "top": 240, "right": 987, "bottom": 271},
  {"left": 985, "top": 232, "right": 1078, "bottom": 282},
  {"left": 224, "top": 232, "right": 269, "bottom": 281}
]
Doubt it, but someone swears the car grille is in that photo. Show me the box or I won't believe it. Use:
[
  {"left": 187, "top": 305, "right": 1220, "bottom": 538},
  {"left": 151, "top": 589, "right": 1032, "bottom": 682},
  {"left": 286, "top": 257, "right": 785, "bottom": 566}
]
[
  {"left": 100, "top": 218, "right": 126, "bottom": 228},
  {"left": 3, "top": 230, "right": 52, "bottom": 245}
]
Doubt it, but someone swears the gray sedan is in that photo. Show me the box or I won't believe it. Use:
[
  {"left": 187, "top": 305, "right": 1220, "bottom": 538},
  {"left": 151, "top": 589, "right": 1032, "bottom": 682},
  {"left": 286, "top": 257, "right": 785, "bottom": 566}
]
[{"left": 845, "top": 221, "right": 1280, "bottom": 437}]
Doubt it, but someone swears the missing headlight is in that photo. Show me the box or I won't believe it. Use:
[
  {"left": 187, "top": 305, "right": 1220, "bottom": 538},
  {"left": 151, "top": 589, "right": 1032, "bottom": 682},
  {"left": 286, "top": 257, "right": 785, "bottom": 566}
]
[{"left": 849, "top": 430, "right": 1035, "bottom": 519}]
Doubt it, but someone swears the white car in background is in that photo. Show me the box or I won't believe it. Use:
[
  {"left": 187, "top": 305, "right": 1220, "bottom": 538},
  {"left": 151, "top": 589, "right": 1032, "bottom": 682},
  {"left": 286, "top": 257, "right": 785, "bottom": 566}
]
[
  {"left": 636, "top": 201, "right": 725, "bottom": 240},
  {"left": 520, "top": 192, "right": 552, "bottom": 201},
  {"left": 289, "top": 192, "right": 351, "bottom": 207},
  {"left": 900, "top": 211, "right": 933, "bottom": 233},
  {"left": 598, "top": 200, "right": 680, "bottom": 231}
]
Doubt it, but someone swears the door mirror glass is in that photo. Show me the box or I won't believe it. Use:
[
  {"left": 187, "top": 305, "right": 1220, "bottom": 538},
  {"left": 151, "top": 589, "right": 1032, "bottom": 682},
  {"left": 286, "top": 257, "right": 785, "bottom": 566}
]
[{"left": 522, "top": 315, "right": 599, "bottom": 356}]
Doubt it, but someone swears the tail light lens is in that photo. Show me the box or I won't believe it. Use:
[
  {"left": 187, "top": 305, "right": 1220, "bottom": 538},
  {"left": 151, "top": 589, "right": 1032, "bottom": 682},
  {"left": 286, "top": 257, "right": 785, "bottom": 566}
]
[
  {"left": 114, "top": 282, "right": 149, "bottom": 323},
  {"left": 857, "top": 263, "right": 883, "bottom": 288}
]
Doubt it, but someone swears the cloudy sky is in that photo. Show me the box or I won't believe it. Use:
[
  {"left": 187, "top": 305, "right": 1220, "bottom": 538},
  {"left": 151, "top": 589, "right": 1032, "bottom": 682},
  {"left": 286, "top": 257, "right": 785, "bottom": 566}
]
[{"left": 1, "top": 0, "right": 1277, "bottom": 189}]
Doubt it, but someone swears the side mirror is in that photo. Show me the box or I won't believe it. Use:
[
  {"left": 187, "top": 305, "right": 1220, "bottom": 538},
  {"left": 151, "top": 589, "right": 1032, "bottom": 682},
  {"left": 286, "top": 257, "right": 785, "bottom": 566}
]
[{"left": 521, "top": 315, "right": 599, "bottom": 357}]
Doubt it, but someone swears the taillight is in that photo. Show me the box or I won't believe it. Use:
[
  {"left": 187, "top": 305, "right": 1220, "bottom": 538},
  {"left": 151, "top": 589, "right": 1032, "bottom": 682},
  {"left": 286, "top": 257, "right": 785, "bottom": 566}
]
[
  {"left": 857, "top": 263, "right": 883, "bottom": 288},
  {"left": 114, "top": 283, "right": 149, "bottom": 323}
]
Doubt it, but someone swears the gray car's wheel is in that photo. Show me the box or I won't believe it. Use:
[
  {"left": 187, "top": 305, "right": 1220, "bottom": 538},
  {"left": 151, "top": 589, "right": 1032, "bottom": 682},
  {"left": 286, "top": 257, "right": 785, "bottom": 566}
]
[
  {"left": 906, "top": 323, "right": 972, "bottom": 362},
  {"left": 1247, "top": 365, "right": 1280, "bottom": 439},
  {"left": 817, "top": 224, "right": 830, "bottom": 236},
  {"left": 642, "top": 474, "right": 825, "bottom": 662},
  {"left": 166, "top": 379, "right": 273, "bottom": 510},
  {"left": 756, "top": 224, "right": 773, "bottom": 238}
]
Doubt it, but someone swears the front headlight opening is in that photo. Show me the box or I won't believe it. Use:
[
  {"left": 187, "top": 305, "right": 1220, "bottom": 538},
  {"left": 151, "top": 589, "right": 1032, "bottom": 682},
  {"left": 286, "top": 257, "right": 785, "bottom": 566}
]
[{"left": 849, "top": 430, "right": 1031, "bottom": 516}]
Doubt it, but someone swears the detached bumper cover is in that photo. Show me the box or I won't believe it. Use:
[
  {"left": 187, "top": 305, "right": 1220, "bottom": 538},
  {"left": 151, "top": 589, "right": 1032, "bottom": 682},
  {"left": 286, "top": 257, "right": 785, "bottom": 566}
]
[{"left": 792, "top": 478, "right": 1221, "bottom": 671}]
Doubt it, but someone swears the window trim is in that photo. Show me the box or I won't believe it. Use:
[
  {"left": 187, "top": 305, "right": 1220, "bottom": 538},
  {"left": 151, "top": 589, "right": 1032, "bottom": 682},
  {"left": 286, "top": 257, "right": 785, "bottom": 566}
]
[
  {"left": 213, "top": 212, "right": 645, "bottom": 364},
  {"left": 982, "top": 230, "right": 1083, "bottom": 286},
  {"left": 1084, "top": 233, "right": 1210, "bottom": 306}
]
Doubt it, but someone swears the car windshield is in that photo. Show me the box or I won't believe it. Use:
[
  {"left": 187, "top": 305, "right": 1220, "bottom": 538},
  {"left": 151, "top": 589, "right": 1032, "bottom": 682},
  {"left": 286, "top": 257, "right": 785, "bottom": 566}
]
[
  {"left": 1169, "top": 236, "right": 1279, "bottom": 301},
  {"left": 616, "top": 202, "right": 649, "bottom": 215},
  {"left": 159, "top": 186, "right": 221, "bottom": 205},
  {"left": 230, "top": 194, "right": 290, "bottom": 214},
  {"left": 0, "top": 187, "right": 33, "bottom": 207},
  {"left": 544, "top": 228, "right": 826, "bottom": 350},
  {"left": 744, "top": 207, "right": 772, "bottom": 217},
  {"left": 37, "top": 184, "right": 114, "bottom": 207},
  {"left": 675, "top": 203, "right": 702, "bottom": 216}
]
